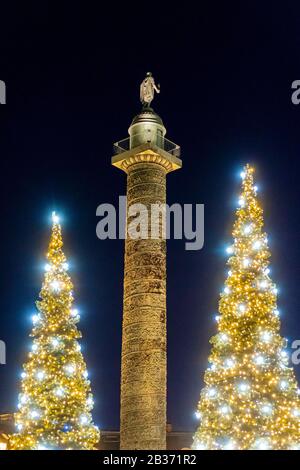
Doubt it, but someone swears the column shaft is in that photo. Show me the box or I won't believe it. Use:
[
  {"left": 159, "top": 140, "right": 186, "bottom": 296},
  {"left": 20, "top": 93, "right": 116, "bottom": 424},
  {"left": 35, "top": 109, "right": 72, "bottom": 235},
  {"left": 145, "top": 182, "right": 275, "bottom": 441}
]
[{"left": 120, "top": 161, "right": 167, "bottom": 450}]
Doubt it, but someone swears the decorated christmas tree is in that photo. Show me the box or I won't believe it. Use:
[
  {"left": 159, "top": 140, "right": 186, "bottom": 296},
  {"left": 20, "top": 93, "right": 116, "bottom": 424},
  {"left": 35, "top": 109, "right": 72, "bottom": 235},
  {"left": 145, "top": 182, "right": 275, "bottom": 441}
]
[
  {"left": 193, "top": 165, "right": 300, "bottom": 450},
  {"left": 10, "top": 212, "right": 100, "bottom": 450}
]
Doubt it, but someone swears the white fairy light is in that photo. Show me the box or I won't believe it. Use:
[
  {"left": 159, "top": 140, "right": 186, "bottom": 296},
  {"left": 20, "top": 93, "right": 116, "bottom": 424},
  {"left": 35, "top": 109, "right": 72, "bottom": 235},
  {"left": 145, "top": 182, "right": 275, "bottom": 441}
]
[
  {"left": 224, "top": 358, "right": 235, "bottom": 369},
  {"left": 223, "top": 439, "right": 236, "bottom": 450},
  {"left": 290, "top": 444, "right": 300, "bottom": 450},
  {"left": 36, "top": 370, "right": 45, "bottom": 381},
  {"left": 292, "top": 408, "right": 300, "bottom": 418},
  {"left": 224, "top": 287, "right": 231, "bottom": 295},
  {"left": 243, "top": 258, "right": 251, "bottom": 268},
  {"left": 264, "top": 268, "right": 270, "bottom": 275},
  {"left": 79, "top": 414, "right": 89, "bottom": 425},
  {"left": 219, "top": 333, "right": 229, "bottom": 343},
  {"left": 238, "top": 304, "right": 247, "bottom": 314},
  {"left": 51, "top": 280, "right": 61, "bottom": 292},
  {"left": 37, "top": 444, "right": 49, "bottom": 450},
  {"left": 252, "top": 240, "right": 261, "bottom": 250},
  {"left": 44, "top": 264, "right": 52, "bottom": 272},
  {"left": 52, "top": 211, "right": 59, "bottom": 224},
  {"left": 21, "top": 372, "right": 26, "bottom": 379},
  {"left": 207, "top": 388, "right": 217, "bottom": 399},
  {"left": 32, "top": 343, "right": 38, "bottom": 352},
  {"left": 240, "top": 171, "right": 246, "bottom": 179},
  {"left": 261, "top": 403, "right": 273, "bottom": 416},
  {"left": 16, "top": 423, "right": 23, "bottom": 431},
  {"left": 238, "top": 197, "right": 245, "bottom": 207},
  {"left": 32, "top": 314, "right": 40, "bottom": 325},
  {"left": 54, "top": 387, "right": 65, "bottom": 397},
  {"left": 280, "top": 350, "right": 289, "bottom": 362},
  {"left": 87, "top": 396, "right": 94, "bottom": 407},
  {"left": 228, "top": 270, "right": 232, "bottom": 277},
  {"left": 62, "top": 262, "right": 69, "bottom": 271},
  {"left": 238, "top": 382, "right": 250, "bottom": 393},
  {"left": 254, "top": 355, "right": 266, "bottom": 366},
  {"left": 243, "top": 224, "right": 252, "bottom": 235},
  {"left": 51, "top": 337, "right": 60, "bottom": 348},
  {"left": 258, "top": 280, "right": 268, "bottom": 290},
  {"left": 219, "top": 405, "right": 231, "bottom": 415},
  {"left": 274, "top": 309, "right": 280, "bottom": 317},
  {"left": 65, "top": 364, "right": 76, "bottom": 375},
  {"left": 194, "top": 440, "right": 207, "bottom": 450},
  {"left": 20, "top": 394, "right": 28, "bottom": 404},
  {"left": 71, "top": 308, "right": 79, "bottom": 318},
  {"left": 215, "top": 315, "right": 221, "bottom": 322},
  {"left": 30, "top": 410, "right": 40, "bottom": 420},
  {"left": 253, "top": 438, "right": 270, "bottom": 450},
  {"left": 273, "top": 287, "right": 278, "bottom": 295},
  {"left": 194, "top": 411, "right": 202, "bottom": 420},
  {"left": 226, "top": 246, "right": 234, "bottom": 255},
  {"left": 279, "top": 380, "right": 289, "bottom": 391},
  {"left": 260, "top": 331, "right": 272, "bottom": 343},
  {"left": 83, "top": 370, "right": 88, "bottom": 379}
]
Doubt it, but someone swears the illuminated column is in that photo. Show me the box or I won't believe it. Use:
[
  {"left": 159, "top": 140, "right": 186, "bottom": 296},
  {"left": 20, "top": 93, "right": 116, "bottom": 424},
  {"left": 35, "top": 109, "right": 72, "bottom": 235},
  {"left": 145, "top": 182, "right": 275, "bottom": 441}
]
[{"left": 112, "top": 106, "right": 181, "bottom": 450}]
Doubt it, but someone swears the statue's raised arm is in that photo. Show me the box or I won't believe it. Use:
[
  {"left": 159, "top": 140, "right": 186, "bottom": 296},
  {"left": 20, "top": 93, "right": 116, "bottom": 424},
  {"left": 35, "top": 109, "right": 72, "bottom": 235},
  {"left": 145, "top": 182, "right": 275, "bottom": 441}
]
[{"left": 140, "top": 72, "right": 160, "bottom": 108}]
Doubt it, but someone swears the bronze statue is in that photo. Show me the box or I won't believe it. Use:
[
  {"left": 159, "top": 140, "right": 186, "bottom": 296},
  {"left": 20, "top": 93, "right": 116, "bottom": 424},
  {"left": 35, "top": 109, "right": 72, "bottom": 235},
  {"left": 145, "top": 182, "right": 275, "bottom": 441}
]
[{"left": 140, "top": 72, "right": 160, "bottom": 108}]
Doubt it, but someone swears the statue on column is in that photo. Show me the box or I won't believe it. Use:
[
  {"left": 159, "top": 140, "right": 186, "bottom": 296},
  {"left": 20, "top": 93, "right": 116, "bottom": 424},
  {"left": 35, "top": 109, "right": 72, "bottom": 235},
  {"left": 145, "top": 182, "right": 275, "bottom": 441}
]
[{"left": 140, "top": 72, "right": 160, "bottom": 108}]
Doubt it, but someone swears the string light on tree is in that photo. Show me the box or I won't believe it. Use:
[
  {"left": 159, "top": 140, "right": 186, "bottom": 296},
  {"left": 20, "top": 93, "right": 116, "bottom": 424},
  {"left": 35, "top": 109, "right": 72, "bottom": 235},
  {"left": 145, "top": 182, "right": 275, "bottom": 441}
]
[
  {"left": 238, "top": 304, "right": 247, "bottom": 315},
  {"left": 260, "top": 403, "right": 273, "bottom": 416},
  {"left": 238, "top": 197, "right": 245, "bottom": 207},
  {"left": 54, "top": 387, "right": 65, "bottom": 398},
  {"left": 65, "top": 364, "right": 76, "bottom": 375},
  {"left": 254, "top": 354, "right": 266, "bottom": 366},
  {"left": 32, "top": 314, "right": 40, "bottom": 325},
  {"left": 206, "top": 387, "right": 218, "bottom": 399},
  {"left": 50, "top": 280, "right": 61, "bottom": 293},
  {"left": 253, "top": 438, "right": 271, "bottom": 450},
  {"left": 192, "top": 165, "right": 300, "bottom": 450},
  {"left": 36, "top": 370, "right": 45, "bottom": 381},
  {"left": 10, "top": 212, "right": 100, "bottom": 450},
  {"left": 223, "top": 439, "right": 236, "bottom": 450},
  {"left": 260, "top": 331, "right": 273, "bottom": 343},
  {"left": 237, "top": 382, "right": 250, "bottom": 394},
  {"left": 62, "top": 262, "right": 69, "bottom": 271}
]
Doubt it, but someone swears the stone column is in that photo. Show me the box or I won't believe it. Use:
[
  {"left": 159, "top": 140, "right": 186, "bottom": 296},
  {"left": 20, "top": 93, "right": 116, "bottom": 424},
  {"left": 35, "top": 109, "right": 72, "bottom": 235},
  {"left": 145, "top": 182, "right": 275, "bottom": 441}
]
[{"left": 120, "top": 160, "right": 167, "bottom": 450}]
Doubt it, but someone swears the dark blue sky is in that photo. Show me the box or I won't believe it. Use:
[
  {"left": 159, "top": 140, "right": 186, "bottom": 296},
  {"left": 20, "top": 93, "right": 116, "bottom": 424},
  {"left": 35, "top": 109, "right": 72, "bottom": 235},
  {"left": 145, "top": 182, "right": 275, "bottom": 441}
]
[{"left": 0, "top": 1, "right": 300, "bottom": 431}]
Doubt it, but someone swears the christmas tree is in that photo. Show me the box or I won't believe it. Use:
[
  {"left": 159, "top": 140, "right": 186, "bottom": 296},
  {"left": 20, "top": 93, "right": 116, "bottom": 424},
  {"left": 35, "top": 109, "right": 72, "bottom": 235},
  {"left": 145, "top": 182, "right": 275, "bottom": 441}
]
[
  {"left": 10, "top": 212, "right": 100, "bottom": 450},
  {"left": 192, "top": 165, "right": 300, "bottom": 450}
]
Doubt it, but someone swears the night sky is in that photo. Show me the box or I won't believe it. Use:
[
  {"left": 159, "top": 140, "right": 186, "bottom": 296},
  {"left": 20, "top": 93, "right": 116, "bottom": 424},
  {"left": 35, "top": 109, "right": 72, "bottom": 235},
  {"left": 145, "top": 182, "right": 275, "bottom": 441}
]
[{"left": 0, "top": 2, "right": 300, "bottom": 432}]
